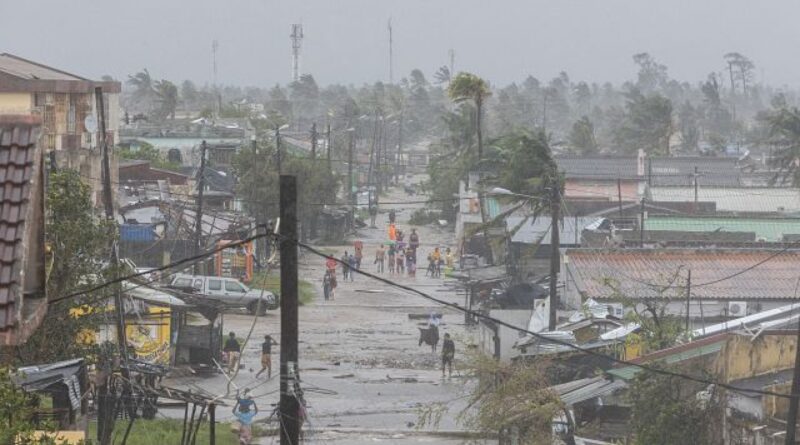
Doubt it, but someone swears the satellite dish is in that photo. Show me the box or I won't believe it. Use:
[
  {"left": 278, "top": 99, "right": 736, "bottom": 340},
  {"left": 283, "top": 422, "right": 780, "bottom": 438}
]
[{"left": 84, "top": 115, "right": 98, "bottom": 133}]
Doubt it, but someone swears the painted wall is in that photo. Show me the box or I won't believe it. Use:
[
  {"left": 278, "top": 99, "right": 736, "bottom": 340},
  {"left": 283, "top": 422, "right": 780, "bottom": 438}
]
[
  {"left": 564, "top": 178, "right": 640, "bottom": 201},
  {"left": 0, "top": 92, "right": 32, "bottom": 113},
  {"left": 478, "top": 309, "right": 532, "bottom": 362},
  {"left": 716, "top": 333, "right": 796, "bottom": 383}
]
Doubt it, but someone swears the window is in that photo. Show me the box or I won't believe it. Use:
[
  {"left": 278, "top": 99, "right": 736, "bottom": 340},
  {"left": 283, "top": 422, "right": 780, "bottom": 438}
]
[
  {"left": 174, "top": 278, "right": 192, "bottom": 288},
  {"left": 208, "top": 279, "right": 222, "bottom": 291},
  {"left": 225, "top": 281, "right": 245, "bottom": 293}
]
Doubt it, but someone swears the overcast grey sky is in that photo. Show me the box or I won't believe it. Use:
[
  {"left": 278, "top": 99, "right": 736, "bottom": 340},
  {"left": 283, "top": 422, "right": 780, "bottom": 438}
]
[{"left": 2, "top": 0, "right": 799, "bottom": 88}]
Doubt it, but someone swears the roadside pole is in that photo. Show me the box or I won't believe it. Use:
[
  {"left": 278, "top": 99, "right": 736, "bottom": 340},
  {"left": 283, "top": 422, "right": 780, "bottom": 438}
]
[
  {"left": 348, "top": 129, "right": 355, "bottom": 228},
  {"left": 279, "top": 175, "right": 300, "bottom": 445},
  {"left": 310, "top": 122, "right": 317, "bottom": 159},
  {"left": 96, "top": 86, "right": 129, "bottom": 445},
  {"left": 193, "top": 140, "right": 207, "bottom": 275},
  {"left": 548, "top": 183, "right": 561, "bottom": 330}
]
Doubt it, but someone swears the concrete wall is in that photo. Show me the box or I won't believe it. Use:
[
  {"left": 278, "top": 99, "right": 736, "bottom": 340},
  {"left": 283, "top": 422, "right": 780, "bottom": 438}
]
[
  {"left": 716, "top": 333, "right": 796, "bottom": 383},
  {"left": 478, "top": 309, "right": 532, "bottom": 362},
  {"left": 564, "top": 179, "right": 640, "bottom": 201}
]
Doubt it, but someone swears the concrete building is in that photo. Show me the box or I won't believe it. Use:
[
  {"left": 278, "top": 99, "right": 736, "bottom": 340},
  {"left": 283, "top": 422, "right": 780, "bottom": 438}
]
[{"left": 0, "top": 53, "right": 121, "bottom": 205}]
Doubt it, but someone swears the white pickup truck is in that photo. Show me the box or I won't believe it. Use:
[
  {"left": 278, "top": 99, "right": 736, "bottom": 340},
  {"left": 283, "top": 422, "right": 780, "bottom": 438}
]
[{"left": 168, "top": 274, "right": 278, "bottom": 314}]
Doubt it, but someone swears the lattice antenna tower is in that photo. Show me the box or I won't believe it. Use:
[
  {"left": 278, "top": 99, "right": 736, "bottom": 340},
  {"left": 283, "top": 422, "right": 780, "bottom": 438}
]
[{"left": 290, "top": 24, "right": 304, "bottom": 82}]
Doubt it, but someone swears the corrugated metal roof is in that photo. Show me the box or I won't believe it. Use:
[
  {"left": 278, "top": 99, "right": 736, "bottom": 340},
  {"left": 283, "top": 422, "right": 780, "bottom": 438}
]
[
  {"left": 606, "top": 339, "right": 725, "bottom": 380},
  {"left": 646, "top": 216, "right": 800, "bottom": 241},
  {"left": 553, "top": 376, "right": 628, "bottom": 405},
  {"left": 0, "top": 118, "right": 41, "bottom": 332},
  {"left": 566, "top": 249, "right": 800, "bottom": 301},
  {"left": 507, "top": 215, "right": 599, "bottom": 245},
  {"left": 649, "top": 156, "right": 743, "bottom": 186},
  {"left": 556, "top": 155, "right": 639, "bottom": 180},
  {"left": 649, "top": 187, "right": 800, "bottom": 213},
  {"left": 0, "top": 53, "right": 86, "bottom": 81}
]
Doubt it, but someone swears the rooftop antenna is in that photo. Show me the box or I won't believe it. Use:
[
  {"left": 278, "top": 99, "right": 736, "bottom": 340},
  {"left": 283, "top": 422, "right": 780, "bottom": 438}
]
[
  {"left": 290, "top": 24, "right": 304, "bottom": 82},
  {"left": 388, "top": 18, "right": 393, "bottom": 84}
]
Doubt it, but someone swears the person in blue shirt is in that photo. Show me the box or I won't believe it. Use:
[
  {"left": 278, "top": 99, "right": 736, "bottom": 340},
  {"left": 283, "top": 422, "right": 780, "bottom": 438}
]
[{"left": 233, "top": 390, "right": 258, "bottom": 445}]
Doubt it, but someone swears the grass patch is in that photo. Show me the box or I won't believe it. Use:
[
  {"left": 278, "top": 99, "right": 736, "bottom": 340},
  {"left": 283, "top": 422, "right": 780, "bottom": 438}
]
[
  {"left": 251, "top": 273, "right": 316, "bottom": 305},
  {"left": 88, "top": 419, "right": 240, "bottom": 445}
]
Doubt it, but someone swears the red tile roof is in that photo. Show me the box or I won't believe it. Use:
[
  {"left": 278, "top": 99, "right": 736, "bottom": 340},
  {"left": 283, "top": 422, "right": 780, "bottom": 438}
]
[
  {"left": 0, "top": 116, "right": 41, "bottom": 332},
  {"left": 566, "top": 248, "right": 800, "bottom": 301}
]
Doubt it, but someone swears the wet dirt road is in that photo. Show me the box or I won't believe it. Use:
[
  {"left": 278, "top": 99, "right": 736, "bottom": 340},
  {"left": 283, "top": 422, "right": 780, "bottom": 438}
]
[{"left": 165, "top": 180, "right": 493, "bottom": 444}]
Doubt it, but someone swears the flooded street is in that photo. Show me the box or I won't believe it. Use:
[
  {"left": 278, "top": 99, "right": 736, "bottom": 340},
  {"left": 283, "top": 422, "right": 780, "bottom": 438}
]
[{"left": 165, "top": 179, "right": 493, "bottom": 444}]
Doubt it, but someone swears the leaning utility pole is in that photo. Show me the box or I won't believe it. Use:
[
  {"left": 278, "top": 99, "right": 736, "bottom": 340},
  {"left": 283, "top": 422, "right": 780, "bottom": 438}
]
[
  {"left": 279, "top": 175, "right": 300, "bottom": 445},
  {"left": 96, "top": 86, "right": 129, "bottom": 445},
  {"left": 548, "top": 183, "right": 561, "bottom": 330},
  {"left": 275, "top": 127, "right": 283, "bottom": 174},
  {"left": 785, "top": 313, "right": 800, "bottom": 444},
  {"left": 193, "top": 141, "right": 208, "bottom": 274}
]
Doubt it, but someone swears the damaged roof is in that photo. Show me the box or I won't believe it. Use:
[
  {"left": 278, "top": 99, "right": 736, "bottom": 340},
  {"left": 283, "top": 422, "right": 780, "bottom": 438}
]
[{"left": 0, "top": 53, "right": 120, "bottom": 93}]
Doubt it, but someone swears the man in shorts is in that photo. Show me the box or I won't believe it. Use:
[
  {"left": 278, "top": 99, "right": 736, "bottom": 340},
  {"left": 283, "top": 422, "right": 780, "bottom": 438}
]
[{"left": 442, "top": 333, "right": 455, "bottom": 377}]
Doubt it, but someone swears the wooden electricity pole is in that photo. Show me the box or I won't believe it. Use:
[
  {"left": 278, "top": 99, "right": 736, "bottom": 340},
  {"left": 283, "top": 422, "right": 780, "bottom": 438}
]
[
  {"left": 193, "top": 141, "right": 207, "bottom": 275},
  {"left": 279, "top": 175, "right": 300, "bottom": 445},
  {"left": 549, "top": 184, "right": 561, "bottom": 330},
  {"left": 310, "top": 122, "right": 317, "bottom": 159},
  {"left": 96, "top": 86, "right": 129, "bottom": 445}
]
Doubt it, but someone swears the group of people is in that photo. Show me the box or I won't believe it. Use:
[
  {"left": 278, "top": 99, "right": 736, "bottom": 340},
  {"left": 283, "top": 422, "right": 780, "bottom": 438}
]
[{"left": 222, "top": 333, "right": 280, "bottom": 444}]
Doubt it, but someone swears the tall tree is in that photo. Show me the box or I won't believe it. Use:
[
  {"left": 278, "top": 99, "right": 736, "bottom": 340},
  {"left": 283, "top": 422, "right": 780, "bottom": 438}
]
[
  {"left": 448, "top": 72, "right": 491, "bottom": 159},
  {"left": 764, "top": 106, "right": 800, "bottom": 186},
  {"left": 724, "top": 52, "right": 755, "bottom": 96},
  {"left": 612, "top": 88, "right": 674, "bottom": 155},
  {"left": 633, "top": 53, "right": 669, "bottom": 93},
  {"left": 568, "top": 116, "right": 599, "bottom": 155}
]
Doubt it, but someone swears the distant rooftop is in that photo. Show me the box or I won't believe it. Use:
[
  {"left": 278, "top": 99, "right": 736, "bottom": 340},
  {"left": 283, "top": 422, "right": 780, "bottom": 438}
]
[
  {"left": 0, "top": 53, "right": 120, "bottom": 93},
  {"left": 649, "top": 187, "right": 800, "bottom": 213},
  {"left": 565, "top": 248, "right": 800, "bottom": 301},
  {"left": 646, "top": 215, "right": 800, "bottom": 242}
]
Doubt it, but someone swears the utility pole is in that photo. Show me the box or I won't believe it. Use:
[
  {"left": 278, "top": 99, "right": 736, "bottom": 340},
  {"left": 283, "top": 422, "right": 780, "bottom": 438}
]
[
  {"left": 193, "top": 141, "right": 207, "bottom": 275},
  {"left": 276, "top": 127, "right": 283, "bottom": 174},
  {"left": 388, "top": 18, "right": 394, "bottom": 84},
  {"left": 396, "top": 110, "right": 404, "bottom": 182},
  {"left": 348, "top": 128, "right": 355, "bottom": 227},
  {"left": 617, "top": 177, "right": 623, "bottom": 219},
  {"left": 639, "top": 198, "right": 646, "bottom": 248},
  {"left": 685, "top": 269, "right": 692, "bottom": 332},
  {"left": 310, "top": 122, "right": 317, "bottom": 160},
  {"left": 549, "top": 184, "right": 561, "bottom": 330},
  {"left": 785, "top": 313, "right": 800, "bottom": 444},
  {"left": 96, "top": 86, "right": 129, "bottom": 445},
  {"left": 326, "top": 123, "right": 332, "bottom": 172},
  {"left": 693, "top": 166, "right": 699, "bottom": 214},
  {"left": 279, "top": 175, "right": 300, "bottom": 445}
]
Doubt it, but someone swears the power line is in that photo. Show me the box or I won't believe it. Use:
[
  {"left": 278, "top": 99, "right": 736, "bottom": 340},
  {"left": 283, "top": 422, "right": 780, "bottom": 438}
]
[{"left": 293, "top": 238, "right": 799, "bottom": 399}]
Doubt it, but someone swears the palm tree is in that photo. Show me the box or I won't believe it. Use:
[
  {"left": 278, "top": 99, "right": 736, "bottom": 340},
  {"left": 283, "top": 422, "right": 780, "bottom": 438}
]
[
  {"left": 154, "top": 80, "right": 178, "bottom": 119},
  {"left": 433, "top": 66, "right": 451, "bottom": 86},
  {"left": 447, "top": 72, "right": 491, "bottom": 159}
]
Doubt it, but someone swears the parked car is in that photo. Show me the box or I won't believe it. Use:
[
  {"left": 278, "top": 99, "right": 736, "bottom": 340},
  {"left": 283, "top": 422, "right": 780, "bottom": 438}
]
[{"left": 168, "top": 274, "right": 278, "bottom": 314}]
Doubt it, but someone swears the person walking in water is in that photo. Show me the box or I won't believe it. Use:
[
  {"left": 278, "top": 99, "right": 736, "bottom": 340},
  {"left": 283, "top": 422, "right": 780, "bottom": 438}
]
[
  {"left": 348, "top": 252, "right": 357, "bottom": 281},
  {"left": 341, "top": 251, "right": 350, "bottom": 282},
  {"left": 409, "top": 228, "right": 420, "bottom": 253},
  {"left": 442, "top": 333, "right": 455, "bottom": 377},
  {"left": 256, "top": 334, "right": 278, "bottom": 379},
  {"left": 375, "top": 244, "right": 385, "bottom": 273},
  {"left": 223, "top": 331, "right": 241, "bottom": 374},
  {"left": 233, "top": 389, "right": 258, "bottom": 444},
  {"left": 388, "top": 244, "right": 396, "bottom": 274}
]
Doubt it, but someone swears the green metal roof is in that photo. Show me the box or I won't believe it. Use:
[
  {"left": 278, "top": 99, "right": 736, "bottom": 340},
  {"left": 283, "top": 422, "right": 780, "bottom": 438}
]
[
  {"left": 606, "top": 340, "right": 724, "bottom": 381},
  {"left": 645, "top": 216, "right": 800, "bottom": 242}
]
